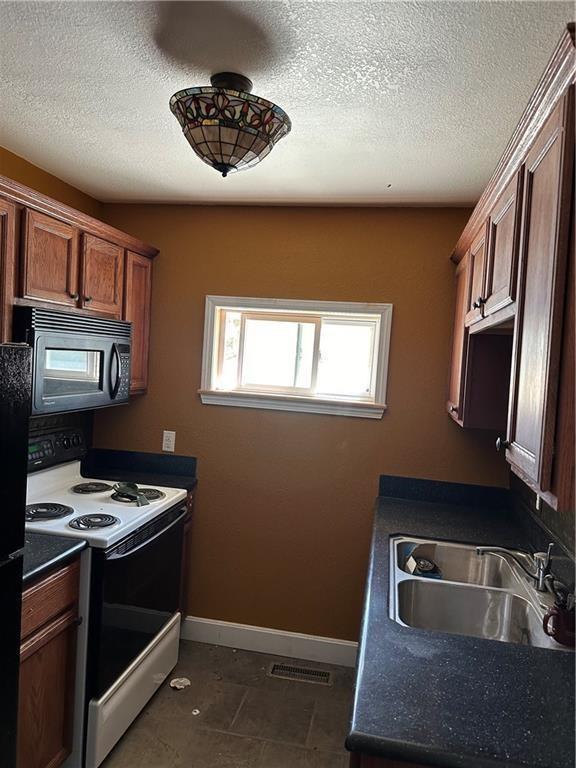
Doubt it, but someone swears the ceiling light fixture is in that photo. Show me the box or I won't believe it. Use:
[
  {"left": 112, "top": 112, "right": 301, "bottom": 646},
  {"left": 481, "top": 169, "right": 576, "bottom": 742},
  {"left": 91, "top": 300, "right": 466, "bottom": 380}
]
[{"left": 170, "top": 72, "right": 291, "bottom": 178}]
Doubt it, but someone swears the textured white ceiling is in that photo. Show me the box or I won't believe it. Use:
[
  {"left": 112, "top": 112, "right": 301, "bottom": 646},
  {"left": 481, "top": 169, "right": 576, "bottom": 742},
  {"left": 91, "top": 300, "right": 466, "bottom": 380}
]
[{"left": 0, "top": 1, "right": 573, "bottom": 205}]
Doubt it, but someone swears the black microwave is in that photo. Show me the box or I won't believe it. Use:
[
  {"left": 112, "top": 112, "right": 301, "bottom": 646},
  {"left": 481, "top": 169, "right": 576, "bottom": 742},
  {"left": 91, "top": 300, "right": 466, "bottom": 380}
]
[{"left": 14, "top": 307, "right": 131, "bottom": 415}]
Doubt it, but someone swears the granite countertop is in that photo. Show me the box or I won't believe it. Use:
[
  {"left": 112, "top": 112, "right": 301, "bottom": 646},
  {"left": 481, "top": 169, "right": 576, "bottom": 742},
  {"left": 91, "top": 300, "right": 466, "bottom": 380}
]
[
  {"left": 346, "top": 489, "right": 575, "bottom": 768},
  {"left": 23, "top": 532, "right": 86, "bottom": 585}
]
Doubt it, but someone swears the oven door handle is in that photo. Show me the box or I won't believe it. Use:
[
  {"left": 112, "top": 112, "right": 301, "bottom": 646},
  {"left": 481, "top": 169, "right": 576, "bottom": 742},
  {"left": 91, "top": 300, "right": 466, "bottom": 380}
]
[{"left": 107, "top": 508, "right": 187, "bottom": 560}]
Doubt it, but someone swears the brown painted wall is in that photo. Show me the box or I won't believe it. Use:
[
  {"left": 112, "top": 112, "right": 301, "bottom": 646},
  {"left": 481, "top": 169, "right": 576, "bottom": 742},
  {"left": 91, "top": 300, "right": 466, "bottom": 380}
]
[
  {"left": 0, "top": 147, "right": 509, "bottom": 639},
  {"left": 0, "top": 146, "right": 102, "bottom": 218},
  {"left": 94, "top": 204, "right": 509, "bottom": 640}
]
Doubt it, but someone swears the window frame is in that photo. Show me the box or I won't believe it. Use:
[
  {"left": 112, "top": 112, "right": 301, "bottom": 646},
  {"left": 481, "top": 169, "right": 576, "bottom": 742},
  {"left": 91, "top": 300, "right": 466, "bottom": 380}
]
[{"left": 200, "top": 296, "right": 393, "bottom": 419}]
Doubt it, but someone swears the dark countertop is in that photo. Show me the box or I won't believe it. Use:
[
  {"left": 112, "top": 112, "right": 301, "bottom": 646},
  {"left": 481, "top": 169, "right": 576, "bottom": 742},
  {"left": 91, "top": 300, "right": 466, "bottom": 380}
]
[
  {"left": 23, "top": 532, "right": 86, "bottom": 585},
  {"left": 346, "top": 490, "right": 575, "bottom": 768},
  {"left": 82, "top": 448, "right": 197, "bottom": 491}
]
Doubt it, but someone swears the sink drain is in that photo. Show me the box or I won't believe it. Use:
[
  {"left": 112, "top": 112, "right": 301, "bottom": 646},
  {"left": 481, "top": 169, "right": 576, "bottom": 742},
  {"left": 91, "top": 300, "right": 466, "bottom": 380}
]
[{"left": 406, "top": 554, "right": 442, "bottom": 578}]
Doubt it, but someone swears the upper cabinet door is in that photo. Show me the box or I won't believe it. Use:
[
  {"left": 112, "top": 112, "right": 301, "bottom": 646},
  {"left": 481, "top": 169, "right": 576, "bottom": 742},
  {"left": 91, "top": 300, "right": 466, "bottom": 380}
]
[
  {"left": 483, "top": 169, "right": 524, "bottom": 317},
  {"left": 447, "top": 252, "right": 470, "bottom": 422},
  {"left": 0, "top": 199, "right": 16, "bottom": 341},
  {"left": 124, "top": 250, "right": 152, "bottom": 393},
  {"left": 506, "top": 91, "right": 574, "bottom": 491},
  {"left": 464, "top": 224, "right": 488, "bottom": 325},
  {"left": 81, "top": 234, "right": 124, "bottom": 318},
  {"left": 22, "top": 210, "right": 79, "bottom": 307}
]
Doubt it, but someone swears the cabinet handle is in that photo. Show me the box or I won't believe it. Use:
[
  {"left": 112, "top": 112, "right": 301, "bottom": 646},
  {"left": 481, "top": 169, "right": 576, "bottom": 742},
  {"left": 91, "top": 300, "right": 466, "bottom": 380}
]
[
  {"left": 84, "top": 295, "right": 93, "bottom": 303},
  {"left": 496, "top": 437, "right": 510, "bottom": 452},
  {"left": 69, "top": 292, "right": 79, "bottom": 300},
  {"left": 472, "top": 296, "right": 486, "bottom": 310}
]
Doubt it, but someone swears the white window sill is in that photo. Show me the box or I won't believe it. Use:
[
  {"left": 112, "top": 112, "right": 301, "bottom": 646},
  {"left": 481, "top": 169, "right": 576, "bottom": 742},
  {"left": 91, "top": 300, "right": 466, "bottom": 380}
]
[{"left": 198, "top": 390, "right": 386, "bottom": 419}]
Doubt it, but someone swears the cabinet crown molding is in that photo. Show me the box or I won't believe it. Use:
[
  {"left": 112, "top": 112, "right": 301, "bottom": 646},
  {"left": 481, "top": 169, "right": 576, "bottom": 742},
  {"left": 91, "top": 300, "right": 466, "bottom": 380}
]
[
  {"left": 0, "top": 174, "right": 158, "bottom": 259},
  {"left": 451, "top": 24, "right": 575, "bottom": 263}
]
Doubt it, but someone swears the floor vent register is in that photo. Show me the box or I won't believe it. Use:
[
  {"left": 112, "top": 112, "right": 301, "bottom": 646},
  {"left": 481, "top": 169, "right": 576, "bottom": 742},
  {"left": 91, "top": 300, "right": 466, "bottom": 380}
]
[{"left": 267, "top": 662, "right": 333, "bottom": 686}]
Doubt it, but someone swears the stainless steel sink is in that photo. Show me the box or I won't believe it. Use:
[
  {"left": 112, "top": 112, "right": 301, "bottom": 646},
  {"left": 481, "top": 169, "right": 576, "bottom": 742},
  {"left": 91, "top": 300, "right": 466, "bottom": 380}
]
[
  {"left": 395, "top": 537, "right": 531, "bottom": 589},
  {"left": 390, "top": 536, "right": 570, "bottom": 651},
  {"left": 396, "top": 579, "right": 553, "bottom": 648}
]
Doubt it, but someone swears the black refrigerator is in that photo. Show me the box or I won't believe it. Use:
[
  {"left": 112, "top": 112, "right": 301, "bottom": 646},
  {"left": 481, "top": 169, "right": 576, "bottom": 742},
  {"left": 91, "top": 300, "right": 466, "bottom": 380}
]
[{"left": 0, "top": 344, "right": 31, "bottom": 768}]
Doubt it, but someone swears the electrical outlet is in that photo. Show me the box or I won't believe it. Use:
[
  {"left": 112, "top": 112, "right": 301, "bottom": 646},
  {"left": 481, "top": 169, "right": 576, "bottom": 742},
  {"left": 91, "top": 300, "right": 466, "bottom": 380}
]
[{"left": 162, "top": 430, "right": 176, "bottom": 453}]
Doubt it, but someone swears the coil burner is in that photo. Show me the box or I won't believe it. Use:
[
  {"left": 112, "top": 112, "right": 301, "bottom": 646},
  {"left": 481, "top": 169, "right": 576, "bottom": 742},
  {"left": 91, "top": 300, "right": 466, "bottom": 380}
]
[
  {"left": 26, "top": 503, "right": 75, "bottom": 522},
  {"left": 71, "top": 482, "right": 113, "bottom": 494},
  {"left": 69, "top": 514, "right": 119, "bottom": 530}
]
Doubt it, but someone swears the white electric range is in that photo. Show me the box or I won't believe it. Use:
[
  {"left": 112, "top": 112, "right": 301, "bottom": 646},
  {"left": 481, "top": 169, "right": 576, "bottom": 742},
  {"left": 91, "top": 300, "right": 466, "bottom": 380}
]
[
  {"left": 26, "top": 453, "right": 189, "bottom": 768},
  {"left": 26, "top": 460, "right": 187, "bottom": 547}
]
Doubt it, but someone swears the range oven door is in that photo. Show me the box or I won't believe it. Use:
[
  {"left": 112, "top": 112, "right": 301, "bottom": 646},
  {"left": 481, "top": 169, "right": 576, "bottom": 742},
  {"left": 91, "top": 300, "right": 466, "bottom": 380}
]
[
  {"left": 32, "top": 332, "right": 130, "bottom": 414},
  {"left": 88, "top": 505, "right": 186, "bottom": 699}
]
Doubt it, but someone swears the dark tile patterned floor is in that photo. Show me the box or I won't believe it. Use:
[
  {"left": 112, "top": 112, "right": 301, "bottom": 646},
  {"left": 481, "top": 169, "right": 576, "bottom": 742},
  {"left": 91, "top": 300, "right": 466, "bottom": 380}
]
[{"left": 102, "top": 641, "right": 354, "bottom": 767}]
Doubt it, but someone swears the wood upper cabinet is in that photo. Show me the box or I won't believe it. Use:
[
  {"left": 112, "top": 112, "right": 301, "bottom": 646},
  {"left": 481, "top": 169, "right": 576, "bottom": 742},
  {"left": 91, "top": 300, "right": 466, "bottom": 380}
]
[
  {"left": 483, "top": 169, "right": 523, "bottom": 318},
  {"left": 551, "top": 236, "right": 575, "bottom": 512},
  {"left": 1, "top": 179, "right": 157, "bottom": 383},
  {"left": 22, "top": 210, "right": 79, "bottom": 307},
  {"left": 447, "top": 252, "right": 470, "bottom": 422},
  {"left": 505, "top": 91, "right": 574, "bottom": 492},
  {"left": 124, "top": 250, "right": 152, "bottom": 393},
  {"left": 464, "top": 224, "right": 487, "bottom": 325},
  {"left": 81, "top": 234, "right": 123, "bottom": 317},
  {"left": 0, "top": 198, "right": 16, "bottom": 341},
  {"left": 447, "top": 250, "right": 512, "bottom": 431},
  {"left": 446, "top": 28, "right": 575, "bottom": 508},
  {"left": 18, "top": 560, "right": 80, "bottom": 768}
]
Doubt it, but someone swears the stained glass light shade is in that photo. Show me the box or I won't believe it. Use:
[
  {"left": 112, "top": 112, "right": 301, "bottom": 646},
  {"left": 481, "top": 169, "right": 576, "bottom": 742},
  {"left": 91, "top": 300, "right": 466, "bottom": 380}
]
[{"left": 170, "top": 74, "right": 291, "bottom": 178}]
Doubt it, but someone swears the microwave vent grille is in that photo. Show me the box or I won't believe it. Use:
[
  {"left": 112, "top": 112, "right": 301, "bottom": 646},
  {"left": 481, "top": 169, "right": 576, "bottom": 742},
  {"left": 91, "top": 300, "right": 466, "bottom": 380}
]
[{"left": 16, "top": 307, "right": 131, "bottom": 339}]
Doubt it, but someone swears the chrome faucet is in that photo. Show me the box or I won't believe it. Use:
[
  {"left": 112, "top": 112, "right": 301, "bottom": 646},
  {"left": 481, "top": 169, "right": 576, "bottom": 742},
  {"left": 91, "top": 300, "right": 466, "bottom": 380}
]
[{"left": 476, "top": 543, "right": 553, "bottom": 592}]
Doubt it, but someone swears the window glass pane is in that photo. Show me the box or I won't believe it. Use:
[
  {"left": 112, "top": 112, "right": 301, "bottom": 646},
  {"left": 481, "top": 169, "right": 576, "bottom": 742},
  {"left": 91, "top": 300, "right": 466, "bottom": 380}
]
[
  {"left": 241, "top": 318, "right": 314, "bottom": 389},
  {"left": 219, "top": 311, "right": 241, "bottom": 389},
  {"left": 316, "top": 321, "right": 376, "bottom": 397}
]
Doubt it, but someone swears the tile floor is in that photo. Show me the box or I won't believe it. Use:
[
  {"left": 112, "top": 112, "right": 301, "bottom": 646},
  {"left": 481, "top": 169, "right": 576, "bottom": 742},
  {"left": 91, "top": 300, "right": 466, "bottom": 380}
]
[{"left": 102, "top": 641, "right": 354, "bottom": 767}]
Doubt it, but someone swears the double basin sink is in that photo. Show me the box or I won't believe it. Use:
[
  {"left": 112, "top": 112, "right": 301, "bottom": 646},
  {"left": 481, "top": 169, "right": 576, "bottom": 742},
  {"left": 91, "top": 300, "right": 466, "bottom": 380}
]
[{"left": 390, "top": 537, "right": 569, "bottom": 651}]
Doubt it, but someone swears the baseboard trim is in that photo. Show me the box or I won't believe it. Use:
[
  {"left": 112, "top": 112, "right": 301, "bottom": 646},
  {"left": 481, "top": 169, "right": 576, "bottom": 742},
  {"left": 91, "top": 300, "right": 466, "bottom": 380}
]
[{"left": 181, "top": 615, "right": 358, "bottom": 668}]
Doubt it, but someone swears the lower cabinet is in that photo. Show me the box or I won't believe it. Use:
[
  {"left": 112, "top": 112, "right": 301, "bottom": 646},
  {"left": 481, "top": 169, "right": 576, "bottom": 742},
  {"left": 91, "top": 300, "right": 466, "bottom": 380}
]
[{"left": 18, "top": 560, "right": 80, "bottom": 768}]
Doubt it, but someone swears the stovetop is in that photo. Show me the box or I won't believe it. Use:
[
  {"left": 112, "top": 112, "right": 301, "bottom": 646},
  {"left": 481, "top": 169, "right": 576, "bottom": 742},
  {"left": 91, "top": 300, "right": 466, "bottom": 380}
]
[{"left": 26, "top": 461, "right": 187, "bottom": 548}]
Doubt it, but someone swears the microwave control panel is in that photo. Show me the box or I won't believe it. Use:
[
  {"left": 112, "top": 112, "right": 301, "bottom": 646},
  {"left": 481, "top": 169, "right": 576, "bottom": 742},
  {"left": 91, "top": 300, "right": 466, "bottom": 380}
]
[{"left": 28, "top": 429, "right": 86, "bottom": 471}]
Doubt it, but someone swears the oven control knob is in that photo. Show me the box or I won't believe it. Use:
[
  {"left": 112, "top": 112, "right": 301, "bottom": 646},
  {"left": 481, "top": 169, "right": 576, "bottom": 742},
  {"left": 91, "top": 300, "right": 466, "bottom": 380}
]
[
  {"left": 62, "top": 437, "right": 72, "bottom": 449},
  {"left": 72, "top": 435, "right": 80, "bottom": 447}
]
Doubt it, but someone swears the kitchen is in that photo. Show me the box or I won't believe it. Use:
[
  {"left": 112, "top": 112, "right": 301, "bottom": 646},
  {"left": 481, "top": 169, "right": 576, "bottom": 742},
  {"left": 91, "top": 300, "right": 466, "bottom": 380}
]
[{"left": 0, "top": 2, "right": 574, "bottom": 768}]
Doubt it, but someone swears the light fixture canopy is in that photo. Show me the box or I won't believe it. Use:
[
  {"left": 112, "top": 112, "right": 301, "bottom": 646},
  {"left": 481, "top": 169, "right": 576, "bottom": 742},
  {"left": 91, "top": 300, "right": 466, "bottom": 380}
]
[{"left": 170, "top": 72, "right": 291, "bottom": 178}]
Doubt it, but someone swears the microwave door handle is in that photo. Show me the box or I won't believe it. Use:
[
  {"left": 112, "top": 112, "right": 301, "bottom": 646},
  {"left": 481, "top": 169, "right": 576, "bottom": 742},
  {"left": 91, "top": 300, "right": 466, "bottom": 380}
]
[{"left": 110, "top": 343, "right": 122, "bottom": 399}]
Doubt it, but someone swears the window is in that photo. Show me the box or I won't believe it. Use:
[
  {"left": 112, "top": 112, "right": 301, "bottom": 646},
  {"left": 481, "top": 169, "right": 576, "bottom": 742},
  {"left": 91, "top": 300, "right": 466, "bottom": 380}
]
[{"left": 200, "top": 296, "right": 393, "bottom": 418}]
